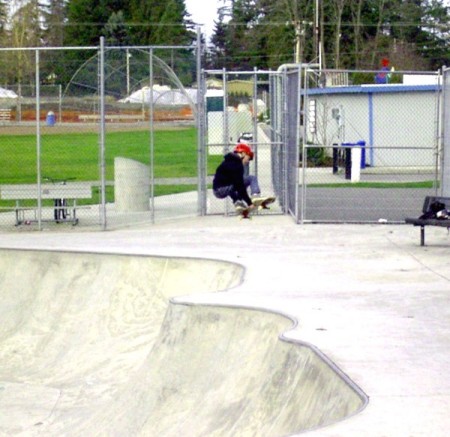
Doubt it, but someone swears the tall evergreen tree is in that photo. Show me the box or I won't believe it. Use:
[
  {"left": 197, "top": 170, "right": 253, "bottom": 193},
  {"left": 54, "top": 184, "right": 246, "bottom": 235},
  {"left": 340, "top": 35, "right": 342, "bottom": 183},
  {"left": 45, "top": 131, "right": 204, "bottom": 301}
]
[
  {"left": 64, "top": 0, "right": 195, "bottom": 46},
  {"left": 126, "top": 0, "right": 194, "bottom": 45},
  {"left": 41, "top": 0, "right": 67, "bottom": 47},
  {"left": 209, "top": 6, "right": 229, "bottom": 69},
  {"left": 39, "top": 0, "right": 68, "bottom": 88},
  {"left": 220, "top": 0, "right": 264, "bottom": 70},
  {"left": 104, "top": 10, "right": 130, "bottom": 46},
  {"left": 417, "top": 0, "right": 450, "bottom": 68},
  {"left": 62, "top": 0, "right": 196, "bottom": 88},
  {"left": 257, "top": 0, "right": 299, "bottom": 68},
  {"left": 65, "top": 0, "right": 110, "bottom": 46},
  {"left": 152, "top": 0, "right": 193, "bottom": 45}
]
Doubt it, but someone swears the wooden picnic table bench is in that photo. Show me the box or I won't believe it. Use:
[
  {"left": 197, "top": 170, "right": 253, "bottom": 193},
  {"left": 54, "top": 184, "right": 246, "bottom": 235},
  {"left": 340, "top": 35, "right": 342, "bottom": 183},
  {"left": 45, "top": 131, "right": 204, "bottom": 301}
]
[
  {"left": 0, "top": 108, "right": 12, "bottom": 122},
  {"left": 78, "top": 114, "right": 146, "bottom": 122}
]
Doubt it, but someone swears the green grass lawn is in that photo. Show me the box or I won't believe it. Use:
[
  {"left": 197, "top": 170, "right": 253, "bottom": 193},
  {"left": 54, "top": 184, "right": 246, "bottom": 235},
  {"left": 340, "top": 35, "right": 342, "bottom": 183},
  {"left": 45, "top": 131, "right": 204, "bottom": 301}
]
[
  {"left": 0, "top": 127, "right": 221, "bottom": 183},
  {"left": 0, "top": 127, "right": 222, "bottom": 205}
]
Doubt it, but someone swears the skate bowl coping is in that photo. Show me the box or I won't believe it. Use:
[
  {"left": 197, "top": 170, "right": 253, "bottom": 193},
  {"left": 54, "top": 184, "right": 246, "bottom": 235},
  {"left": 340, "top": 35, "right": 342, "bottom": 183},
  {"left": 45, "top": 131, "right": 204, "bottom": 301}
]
[{"left": 0, "top": 249, "right": 367, "bottom": 436}]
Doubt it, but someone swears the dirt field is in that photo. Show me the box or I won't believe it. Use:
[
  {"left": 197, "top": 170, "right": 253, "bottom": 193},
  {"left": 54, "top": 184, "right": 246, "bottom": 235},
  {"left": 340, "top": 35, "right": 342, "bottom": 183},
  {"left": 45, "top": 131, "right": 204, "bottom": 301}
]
[
  {"left": 0, "top": 121, "right": 195, "bottom": 136},
  {"left": 0, "top": 107, "right": 195, "bottom": 135}
]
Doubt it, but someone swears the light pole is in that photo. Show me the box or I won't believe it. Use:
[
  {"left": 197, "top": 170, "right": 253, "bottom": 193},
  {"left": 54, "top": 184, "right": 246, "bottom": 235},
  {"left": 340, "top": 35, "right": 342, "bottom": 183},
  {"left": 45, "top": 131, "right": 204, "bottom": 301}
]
[
  {"left": 126, "top": 49, "right": 131, "bottom": 96},
  {"left": 295, "top": 20, "right": 301, "bottom": 63},
  {"left": 315, "top": 0, "right": 322, "bottom": 69}
]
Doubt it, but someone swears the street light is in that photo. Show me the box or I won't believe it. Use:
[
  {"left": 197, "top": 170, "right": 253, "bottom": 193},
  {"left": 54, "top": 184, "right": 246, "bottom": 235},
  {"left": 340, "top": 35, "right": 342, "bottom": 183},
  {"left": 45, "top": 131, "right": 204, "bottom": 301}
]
[{"left": 126, "top": 49, "right": 132, "bottom": 96}]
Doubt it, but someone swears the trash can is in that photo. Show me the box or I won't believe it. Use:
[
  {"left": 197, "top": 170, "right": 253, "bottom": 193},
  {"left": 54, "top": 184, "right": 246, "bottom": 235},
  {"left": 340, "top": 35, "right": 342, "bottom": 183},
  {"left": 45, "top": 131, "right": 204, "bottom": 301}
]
[
  {"left": 356, "top": 140, "right": 366, "bottom": 169},
  {"left": 342, "top": 141, "right": 366, "bottom": 182},
  {"left": 46, "top": 111, "right": 56, "bottom": 126}
]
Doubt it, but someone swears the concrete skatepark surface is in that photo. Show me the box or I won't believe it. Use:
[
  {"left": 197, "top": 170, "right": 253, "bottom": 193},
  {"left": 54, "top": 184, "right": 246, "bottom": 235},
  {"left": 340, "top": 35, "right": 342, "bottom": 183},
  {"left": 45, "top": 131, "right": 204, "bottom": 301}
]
[{"left": 0, "top": 215, "right": 449, "bottom": 436}]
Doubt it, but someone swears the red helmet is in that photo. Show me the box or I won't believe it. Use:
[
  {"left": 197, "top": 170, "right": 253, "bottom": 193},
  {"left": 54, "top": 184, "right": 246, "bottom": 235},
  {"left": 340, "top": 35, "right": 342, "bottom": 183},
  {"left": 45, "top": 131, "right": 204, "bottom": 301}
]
[{"left": 234, "top": 143, "right": 254, "bottom": 160}]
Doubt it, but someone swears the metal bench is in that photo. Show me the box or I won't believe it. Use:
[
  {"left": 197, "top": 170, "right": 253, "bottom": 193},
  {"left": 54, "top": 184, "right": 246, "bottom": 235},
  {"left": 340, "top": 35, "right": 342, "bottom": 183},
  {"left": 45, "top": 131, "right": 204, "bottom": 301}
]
[
  {"left": 405, "top": 196, "right": 450, "bottom": 246},
  {"left": 78, "top": 114, "right": 146, "bottom": 122},
  {"left": 0, "top": 183, "right": 92, "bottom": 226}
]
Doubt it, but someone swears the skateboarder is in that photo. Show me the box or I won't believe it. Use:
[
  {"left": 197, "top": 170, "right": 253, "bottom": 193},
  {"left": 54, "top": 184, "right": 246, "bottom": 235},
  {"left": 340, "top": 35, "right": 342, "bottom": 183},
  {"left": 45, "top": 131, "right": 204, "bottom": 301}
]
[{"left": 213, "top": 143, "right": 268, "bottom": 213}]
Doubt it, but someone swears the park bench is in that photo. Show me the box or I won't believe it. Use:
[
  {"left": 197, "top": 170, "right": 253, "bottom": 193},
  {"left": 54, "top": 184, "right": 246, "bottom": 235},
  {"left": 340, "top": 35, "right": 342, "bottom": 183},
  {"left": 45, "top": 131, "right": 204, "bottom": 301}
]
[
  {"left": 78, "top": 114, "right": 146, "bottom": 122},
  {"left": 0, "top": 108, "right": 12, "bottom": 122},
  {"left": 405, "top": 195, "right": 450, "bottom": 246},
  {"left": 0, "top": 183, "right": 92, "bottom": 226}
]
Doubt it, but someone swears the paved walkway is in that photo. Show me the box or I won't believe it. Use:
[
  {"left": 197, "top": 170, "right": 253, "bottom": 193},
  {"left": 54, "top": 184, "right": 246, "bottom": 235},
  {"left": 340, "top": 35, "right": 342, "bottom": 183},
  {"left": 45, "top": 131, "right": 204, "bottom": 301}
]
[{"left": 0, "top": 215, "right": 449, "bottom": 436}]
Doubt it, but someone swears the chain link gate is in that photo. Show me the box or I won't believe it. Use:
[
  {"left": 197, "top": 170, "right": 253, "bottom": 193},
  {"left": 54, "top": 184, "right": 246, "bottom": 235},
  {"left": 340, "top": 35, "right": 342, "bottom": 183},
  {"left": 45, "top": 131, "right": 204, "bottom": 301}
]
[{"left": 199, "top": 69, "right": 285, "bottom": 217}]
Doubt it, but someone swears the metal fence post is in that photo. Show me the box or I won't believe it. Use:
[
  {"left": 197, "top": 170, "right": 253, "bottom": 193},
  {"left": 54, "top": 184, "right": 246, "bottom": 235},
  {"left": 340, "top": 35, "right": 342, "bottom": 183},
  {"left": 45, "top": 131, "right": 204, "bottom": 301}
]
[
  {"left": 36, "top": 48, "right": 42, "bottom": 230},
  {"left": 196, "top": 27, "right": 206, "bottom": 216},
  {"left": 99, "top": 37, "right": 107, "bottom": 230},
  {"left": 149, "top": 48, "right": 155, "bottom": 223},
  {"left": 299, "top": 65, "right": 306, "bottom": 224},
  {"left": 442, "top": 67, "right": 450, "bottom": 196},
  {"left": 252, "top": 67, "right": 259, "bottom": 179}
]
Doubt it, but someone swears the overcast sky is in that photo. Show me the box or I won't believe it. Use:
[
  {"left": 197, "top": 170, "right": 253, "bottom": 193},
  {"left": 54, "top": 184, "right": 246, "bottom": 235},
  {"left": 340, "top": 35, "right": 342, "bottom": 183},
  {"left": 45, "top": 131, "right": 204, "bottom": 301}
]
[{"left": 185, "top": 0, "right": 220, "bottom": 39}]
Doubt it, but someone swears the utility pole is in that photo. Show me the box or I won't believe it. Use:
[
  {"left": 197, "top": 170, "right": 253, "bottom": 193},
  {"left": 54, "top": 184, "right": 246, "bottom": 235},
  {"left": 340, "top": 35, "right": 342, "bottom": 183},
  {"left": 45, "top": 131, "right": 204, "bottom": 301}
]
[
  {"left": 295, "top": 20, "right": 301, "bottom": 63},
  {"left": 314, "top": 0, "right": 321, "bottom": 68}
]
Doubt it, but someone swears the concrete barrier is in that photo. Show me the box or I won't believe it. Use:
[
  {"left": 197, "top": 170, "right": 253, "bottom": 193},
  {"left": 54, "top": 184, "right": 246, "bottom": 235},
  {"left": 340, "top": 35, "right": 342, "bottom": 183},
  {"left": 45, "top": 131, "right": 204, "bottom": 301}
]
[{"left": 114, "top": 157, "right": 150, "bottom": 212}]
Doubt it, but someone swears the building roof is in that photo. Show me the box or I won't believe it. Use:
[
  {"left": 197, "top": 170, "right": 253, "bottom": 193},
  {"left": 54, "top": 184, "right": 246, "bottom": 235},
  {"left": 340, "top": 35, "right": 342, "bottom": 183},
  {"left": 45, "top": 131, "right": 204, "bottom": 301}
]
[{"left": 308, "top": 84, "right": 440, "bottom": 96}]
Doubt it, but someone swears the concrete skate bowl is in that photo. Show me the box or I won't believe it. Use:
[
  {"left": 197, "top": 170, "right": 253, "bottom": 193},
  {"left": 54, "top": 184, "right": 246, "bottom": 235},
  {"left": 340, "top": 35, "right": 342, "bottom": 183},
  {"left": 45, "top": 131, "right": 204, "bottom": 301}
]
[{"left": 0, "top": 249, "right": 367, "bottom": 436}]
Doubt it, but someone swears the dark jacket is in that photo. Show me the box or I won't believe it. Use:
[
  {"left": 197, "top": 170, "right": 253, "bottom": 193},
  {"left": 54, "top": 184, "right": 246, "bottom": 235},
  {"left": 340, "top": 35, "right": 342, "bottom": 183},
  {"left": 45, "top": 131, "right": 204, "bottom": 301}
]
[{"left": 213, "top": 152, "right": 252, "bottom": 205}]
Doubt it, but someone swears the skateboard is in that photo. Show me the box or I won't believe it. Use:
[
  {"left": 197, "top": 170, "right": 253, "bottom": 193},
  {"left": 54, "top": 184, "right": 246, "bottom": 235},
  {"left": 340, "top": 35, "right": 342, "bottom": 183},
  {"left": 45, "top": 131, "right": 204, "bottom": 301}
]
[
  {"left": 252, "top": 196, "right": 276, "bottom": 210},
  {"left": 235, "top": 196, "right": 276, "bottom": 219}
]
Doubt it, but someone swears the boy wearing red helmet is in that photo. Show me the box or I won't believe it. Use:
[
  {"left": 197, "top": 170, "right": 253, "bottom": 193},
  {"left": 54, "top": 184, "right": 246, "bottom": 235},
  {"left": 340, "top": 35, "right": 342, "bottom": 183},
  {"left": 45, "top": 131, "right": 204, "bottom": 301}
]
[{"left": 213, "top": 143, "right": 262, "bottom": 211}]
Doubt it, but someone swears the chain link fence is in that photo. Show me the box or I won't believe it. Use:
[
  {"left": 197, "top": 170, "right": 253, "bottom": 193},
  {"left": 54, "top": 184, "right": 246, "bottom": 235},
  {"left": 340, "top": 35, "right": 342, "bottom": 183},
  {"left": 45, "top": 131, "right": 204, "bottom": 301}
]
[
  {"left": 0, "top": 39, "right": 199, "bottom": 231},
  {"left": 201, "top": 65, "right": 445, "bottom": 223},
  {"left": 0, "top": 40, "right": 446, "bottom": 230},
  {"left": 442, "top": 67, "right": 450, "bottom": 196},
  {"left": 296, "top": 67, "right": 442, "bottom": 223}
]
